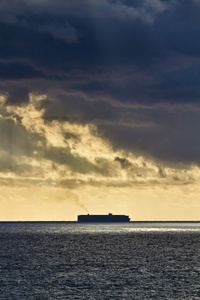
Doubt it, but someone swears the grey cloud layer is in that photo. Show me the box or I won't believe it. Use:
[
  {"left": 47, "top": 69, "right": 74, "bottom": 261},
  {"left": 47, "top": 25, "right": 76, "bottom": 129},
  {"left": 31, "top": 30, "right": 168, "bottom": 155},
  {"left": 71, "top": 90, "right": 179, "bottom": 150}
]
[{"left": 1, "top": 0, "right": 200, "bottom": 167}]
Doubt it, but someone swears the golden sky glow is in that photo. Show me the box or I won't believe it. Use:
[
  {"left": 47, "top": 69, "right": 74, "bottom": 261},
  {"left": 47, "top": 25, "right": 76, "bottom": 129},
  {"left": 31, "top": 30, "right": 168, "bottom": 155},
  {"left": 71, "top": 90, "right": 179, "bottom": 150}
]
[{"left": 0, "top": 94, "right": 199, "bottom": 221}]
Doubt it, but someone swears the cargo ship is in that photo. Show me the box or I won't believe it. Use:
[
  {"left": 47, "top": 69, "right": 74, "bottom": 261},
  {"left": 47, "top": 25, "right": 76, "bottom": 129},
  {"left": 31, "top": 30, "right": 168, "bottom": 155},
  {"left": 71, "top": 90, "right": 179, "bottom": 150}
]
[{"left": 78, "top": 213, "right": 130, "bottom": 222}]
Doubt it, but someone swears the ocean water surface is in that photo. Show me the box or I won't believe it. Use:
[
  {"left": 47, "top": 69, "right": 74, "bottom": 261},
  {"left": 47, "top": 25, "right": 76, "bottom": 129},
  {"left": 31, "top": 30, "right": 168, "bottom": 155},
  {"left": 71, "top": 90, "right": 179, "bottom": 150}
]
[{"left": 0, "top": 222, "right": 199, "bottom": 299}]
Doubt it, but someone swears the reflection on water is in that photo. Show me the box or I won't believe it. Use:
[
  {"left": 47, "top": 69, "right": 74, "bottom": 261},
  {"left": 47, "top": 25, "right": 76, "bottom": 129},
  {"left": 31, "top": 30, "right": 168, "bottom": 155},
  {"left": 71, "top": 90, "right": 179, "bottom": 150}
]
[
  {"left": 0, "top": 221, "right": 199, "bottom": 234},
  {"left": 0, "top": 222, "right": 199, "bottom": 299}
]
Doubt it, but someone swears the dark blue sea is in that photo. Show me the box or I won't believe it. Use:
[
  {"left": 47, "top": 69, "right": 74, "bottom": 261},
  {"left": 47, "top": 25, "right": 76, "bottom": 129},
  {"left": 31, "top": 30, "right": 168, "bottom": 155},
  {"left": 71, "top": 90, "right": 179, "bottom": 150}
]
[{"left": 0, "top": 222, "right": 199, "bottom": 299}]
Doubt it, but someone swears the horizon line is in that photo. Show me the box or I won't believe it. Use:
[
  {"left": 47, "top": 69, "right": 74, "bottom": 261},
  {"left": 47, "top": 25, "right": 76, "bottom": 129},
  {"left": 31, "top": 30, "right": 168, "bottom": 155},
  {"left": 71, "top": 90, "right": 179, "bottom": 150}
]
[{"left": 0, "top": 220, "right": 200, "bottom": 223}]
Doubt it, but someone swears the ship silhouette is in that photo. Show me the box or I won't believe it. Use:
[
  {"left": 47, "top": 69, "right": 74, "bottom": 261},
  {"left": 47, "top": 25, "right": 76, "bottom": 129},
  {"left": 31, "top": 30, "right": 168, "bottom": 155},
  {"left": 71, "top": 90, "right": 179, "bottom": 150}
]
[{"left": 78, "top": 213, "right": 130, "bottom": 222}]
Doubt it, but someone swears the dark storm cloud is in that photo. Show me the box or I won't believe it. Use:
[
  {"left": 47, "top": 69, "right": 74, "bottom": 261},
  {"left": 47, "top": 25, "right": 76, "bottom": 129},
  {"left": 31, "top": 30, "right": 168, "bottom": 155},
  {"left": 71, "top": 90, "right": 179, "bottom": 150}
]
[
  {"left": 154, "top": 0, "right": 200, "bottom": 57},
  {"left": 1, "top": 0, "right": 200, "bottom": 167},
  {"left": 99, "top": 107, "right": 200, "bottom": 167},
  {"left": 154, "top": 63, "right": 200, "bottom": 103},
  {"left": 0, "top": 62, "right": 45, "bottom": 80},
  {"left": 6, "top": 86, "right": 30, "bottom": 105},
  {"left": 0, "top": 1, "right": 160, "bottom": 73},
  {"left": 41, "top": 94, "right": 121, "bottom": 124}
]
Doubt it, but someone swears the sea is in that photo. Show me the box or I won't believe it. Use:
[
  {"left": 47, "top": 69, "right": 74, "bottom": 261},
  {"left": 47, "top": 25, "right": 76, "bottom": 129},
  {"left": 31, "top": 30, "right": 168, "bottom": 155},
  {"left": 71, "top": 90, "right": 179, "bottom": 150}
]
[{"left": 0, "top": 222, "right": 199, "bottom": 300}]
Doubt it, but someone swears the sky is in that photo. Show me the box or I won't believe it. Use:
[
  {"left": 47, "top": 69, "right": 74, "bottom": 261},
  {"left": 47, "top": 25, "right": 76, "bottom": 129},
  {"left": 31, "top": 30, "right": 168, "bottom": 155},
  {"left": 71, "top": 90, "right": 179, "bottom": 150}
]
[{"left": 0, "top": 0, "right": 200, "bottom": 220}]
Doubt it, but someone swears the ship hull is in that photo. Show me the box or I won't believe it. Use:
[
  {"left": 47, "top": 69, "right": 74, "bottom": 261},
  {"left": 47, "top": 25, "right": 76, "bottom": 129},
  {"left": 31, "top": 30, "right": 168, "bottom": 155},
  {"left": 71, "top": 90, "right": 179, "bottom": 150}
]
[{"left": 78, "top": 214, "right": 130, "bottom": 222}]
